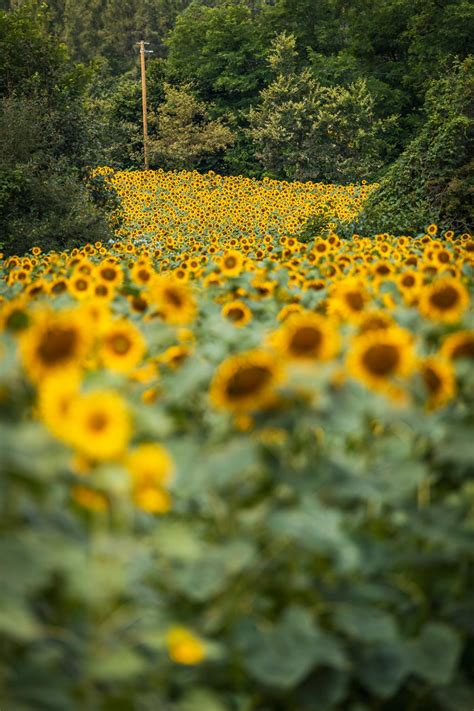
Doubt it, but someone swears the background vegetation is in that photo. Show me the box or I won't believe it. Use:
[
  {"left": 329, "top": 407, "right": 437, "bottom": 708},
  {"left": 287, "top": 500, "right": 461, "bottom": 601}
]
[{"left": 0, "top": 0, "right": 472, "bottom": 252}]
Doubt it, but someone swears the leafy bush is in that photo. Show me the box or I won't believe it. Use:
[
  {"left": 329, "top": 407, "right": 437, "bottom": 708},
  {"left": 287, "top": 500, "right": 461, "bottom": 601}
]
[{"left": 359, "top": 58, "right": 474, "bottom": 234}]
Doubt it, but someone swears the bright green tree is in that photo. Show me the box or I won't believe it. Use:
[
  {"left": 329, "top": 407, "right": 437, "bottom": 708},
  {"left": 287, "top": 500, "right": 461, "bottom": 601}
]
[
  {"left": 148, "top": 83, "right": 234, "bottom": 170},
  {"left": 248, "top": 33, "right": 394, "bottom": 183}
]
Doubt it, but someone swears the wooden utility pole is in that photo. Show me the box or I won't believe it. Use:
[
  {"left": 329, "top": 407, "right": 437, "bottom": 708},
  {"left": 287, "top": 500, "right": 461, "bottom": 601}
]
[{"left": 138, "top": 40, "right": 151, "bottom": 170}]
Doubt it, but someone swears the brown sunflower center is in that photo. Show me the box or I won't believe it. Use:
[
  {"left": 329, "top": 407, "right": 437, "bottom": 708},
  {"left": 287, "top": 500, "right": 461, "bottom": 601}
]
[
  {"left": 361, "top": 343, "right": 400, "bottom": 377},
  {"left": 75, "top": 279, "right": 88, "bottom": 291},
  {"left": 226, "top": 365, "right": 272, "bottom": 399},
  {"left": 289, "top": 326, "right": 322, "bottom": 355},
  {"left": 423, "top": 366, "right": 441, "bottom": 394},
  {"left": 101, "top": 267, "right": 117, "bottom": 281},
  {"left": 38, "top": 326, "right": 78, "bottom": 366},
  {"left": 164, "top": 288, "right": 183, "bottom": 308},
  {"left": 227, "top": 307, "right": 245, "bottom": 322},
  {"left": 345, "top": 291, "right": 364, "bottom": 312},
  {"left": 224, "top": 256, "right": 237, "bottom": 269},
  {"left": 137, "top": 269, "right": 150, "bottom": 282},
  {"left": 360, "top": 316, "right": 389, "bottom": 333},
  {"left": 52, "top": 281, "right": 67, "bottom": 294},
  {"left": 452, "top": 339, "right": 474, "bottom": 359},
  {"left": 402, "top": 275, "right": 415, "bottom": 287},
  {"left": 108, "top": 334, "right": 131, "bottom": 355},
  {"left": 88, "top": 412, "right": 108, "bottom": 432},
  {"left": 95, "top": 284, "right": 109, "bottom": 297},
  {"left": 430, "top": 285, "right": 460, "bottom": 310},
  {"left": 132, "top": 296, "right": 148, "bottom": 312}
]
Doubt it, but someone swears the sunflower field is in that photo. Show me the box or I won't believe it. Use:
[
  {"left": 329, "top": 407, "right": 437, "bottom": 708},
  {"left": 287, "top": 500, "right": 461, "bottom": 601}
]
[{"left": 1, "top": 167, "right": 474, "bottom": 710}]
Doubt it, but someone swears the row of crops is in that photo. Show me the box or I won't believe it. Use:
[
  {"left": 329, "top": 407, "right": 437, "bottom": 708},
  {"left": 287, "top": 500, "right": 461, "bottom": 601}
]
[{"left": 1, "top": 168, "right": 473, "bottom": 709}]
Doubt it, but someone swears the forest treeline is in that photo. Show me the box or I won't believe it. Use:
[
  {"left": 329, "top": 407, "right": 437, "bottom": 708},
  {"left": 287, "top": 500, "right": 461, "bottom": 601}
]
[{"left": 0, "top": 0, "right": 473, "bottom": 253}]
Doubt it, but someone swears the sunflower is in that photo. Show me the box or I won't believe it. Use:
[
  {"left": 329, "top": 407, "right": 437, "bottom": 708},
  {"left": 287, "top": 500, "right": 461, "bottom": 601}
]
[
  {"left": 127, "top": 443, "right": 174, "bottom": 513},
  {"left": 347, "top": 327, "right": 415, "bottom": 395},
  {"left": 220, "top": 250, "right": 244, "bottom": 277},
  {"left": 418, "top": 278, "right": 470, "bottom": 323},
  {"left": 210, "top": 349, "right": 282, "bottom": 412},
  {"left": 158, "top": 344, "right": 191, "bottom": 369},
  {"left": 357, "top": 310, "right": 394, "bottom": 334},
  {"left": 49, "top": 278, "right": 68, "bottom": 296},
  {"left": 277, "top": 303, "right": 303, "bottom": 321},
  {"left": 271, "top": 311, "right": 339, "bottom": 362},
  {"left": 441, "top": 330, "right": 474, "bottom": 362},
  {"left": 420, "top": 356, "right": 456, "bottom": 410},
  {"left": 148, "top": 276, "right": 197, "bottom": 325},
  {"left": 19, "top": 308, "right": 93, "bottom": 382},
  {"left": 166, "top": 627, "right": 206, "bottom": 665},
  {"left": 92, "top": 280, "right": 115, "bottom": 301},
  {"left": 397, "top": 270, "right": 423, "bottom": 304},
  {"left": 72, "top": 485, "right": 109, "bottom": 513},
  {"left": 100, "top": 319, "right": 146, "bottom": 373},
  {"left": 222, "top": 300, "right": 252, "bottom": 327},
  {"left": 95, "top": 260, "right": 123, "bottom": 287},
  {"left": 68, "top": 273, "right": 93, "bottom": 300},
  {"left": 37, "top": 368, "right": 81, "bottom": 441},
  {"left": 0, "top": 296, "right": 30, "bottom": 333},
  {"left": 328, "top": 278, "right": 370, "bottom": 322},
  {"left": 130, "top": 261, "right": 154, "bottom": 286},
  {"left": 69, "top": 390, "right": 131, "bottom": 461}
]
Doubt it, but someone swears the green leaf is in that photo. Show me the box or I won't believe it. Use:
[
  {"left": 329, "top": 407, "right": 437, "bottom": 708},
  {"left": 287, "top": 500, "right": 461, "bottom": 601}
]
[
  {"left": 410, "top": 622, "right": 462, "bottom": 685},
  {"left": 178, "top": 688, "right": 229, "bottom": 711},
  {"left": 0, "top": 596, "right": 41, "bottom": 641},
  {"left": 242, "top": 606, "right": 346, "bottom": 690},
  {"left": 355, "top": 640, "right": 410, "bottom": 698},
  {"left": 89, "top": 648, "right": 145, "bottom": 681},
  {"left": 171, "top": 540, "right": 256, "bottom": 601},
  {"left": 267, "top": 500, "right": 359, "bottom": 571},
  {"left": 333, "top": 604, "right": 399, "bottom": 643}
]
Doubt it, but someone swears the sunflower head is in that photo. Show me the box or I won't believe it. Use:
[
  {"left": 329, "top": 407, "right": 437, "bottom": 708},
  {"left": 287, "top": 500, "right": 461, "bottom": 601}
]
[
  {"left": 100, "top": 319, "right": 146, "bottom": 373},
  {"left": 210, "top": 349, "right": 282, "bottom": 413},
  {"left": 441, "top": 330, "right": 474, "bottom": 362},
  {"left": 220, "top": 250, "right": 244, "bottom": 277},
  {"left": 148, "top": 276, "right": 197, "bottom": 325},
  {"left": 69, "top": 390, "right": 131, "bottom": 461},
  {"left": 271, "top": 311, "right": 339, "bottom": 362},
  {"left": 419, "top": 278, "right": 470, "bottom": 324},
  {"left": 347, "top": 327, "right": 415, "bottom": 396},
  {"left": 19, "top": 308, "right": 93, "bottom": 382},
  {"left": 222, "top": 300, "right": 252, "bottom": 327},
  {"left": 420, "top": 356, "right": 456, "bottom": 410}
]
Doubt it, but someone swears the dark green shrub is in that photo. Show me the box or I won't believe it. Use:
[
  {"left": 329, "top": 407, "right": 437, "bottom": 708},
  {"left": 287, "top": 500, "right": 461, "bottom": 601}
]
[{"left": 359, "top": 58, "right": 473, "bottom": 235}]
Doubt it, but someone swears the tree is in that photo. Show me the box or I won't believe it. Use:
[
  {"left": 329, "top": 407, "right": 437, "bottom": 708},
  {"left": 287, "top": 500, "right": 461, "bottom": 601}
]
[
  {"left": 166, "top": 0, "right": 270, "bottom": 111},
  {"left": 248, "top": 33, "right": 393, "bottom": 183},
  {"left": 0, "top": 4, "right": 113, "bottom": 254},
  {"left": 360, "top": 58, "right": 474, "bottom": 234},
  {"left": 148, "top": 83, "right": 234, "bottom": 170}
]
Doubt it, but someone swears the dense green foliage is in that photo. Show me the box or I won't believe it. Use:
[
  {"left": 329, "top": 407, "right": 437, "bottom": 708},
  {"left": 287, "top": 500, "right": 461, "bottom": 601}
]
[
  {"left": 359, "top": 58, "right": 474, "bottom": 234},
  {"left": 0, "top": 4, "right": 115, "bottom": 254},
  {"left": 0, "top": 0, "right": 473, "bottom": 237},
  {"left": 248, "top": 33, "right": 394, "bottom": 183}
]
